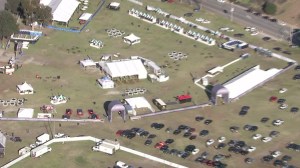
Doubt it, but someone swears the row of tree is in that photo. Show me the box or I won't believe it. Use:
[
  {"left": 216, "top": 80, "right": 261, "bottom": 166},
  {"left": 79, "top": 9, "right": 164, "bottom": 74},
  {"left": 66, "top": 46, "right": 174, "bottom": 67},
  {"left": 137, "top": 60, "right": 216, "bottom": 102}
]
[{"left": 5, "top": 0, "right": 53, "bottom": 25}]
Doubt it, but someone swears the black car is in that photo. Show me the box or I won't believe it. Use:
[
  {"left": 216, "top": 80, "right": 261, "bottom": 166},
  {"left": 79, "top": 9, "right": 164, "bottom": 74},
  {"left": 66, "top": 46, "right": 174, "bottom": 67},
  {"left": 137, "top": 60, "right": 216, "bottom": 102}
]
[
  {"left": 189, "top": 135, "right": 197, "bottom": 140},
  {"left": 195, "top": 157, "right": 205, "bottom": 162},
  {"left": 195, "top": 116, "right": 205, "bottom": 121},
  {"left": 10, "top": 137, "right": 22, "bottom": 142},
  {"left": 282, "top": 51, "right": 291, "bottom": 55},
  {"left": 293, "top": 74, "right": 300, "bottom": 80},
  {"left": 178, "top": 125, "right": 189, "bottom": 130},
  {"left": 262, "top": 155, "right": 274, "bottom": 162},
  {"left": 148, "top": 134, "right": 157, "bottom": 139},
  {"left": 290, "top": 107, "right": 299, "bottom": 113},
  {"left": 170, "top": 149, "right": 178, "bottom": 155},
  {"left": 282, "top": 155, "right": 292, "bottom": 161},
  {"left": 165, "top": 139, "right": 174, "bottom": 145},
  {"left": 215, "top": 143, "right": 227, "bottom": 149},
  {"left": 126, "top": 133, "right": 136, "bottom": 139},
  {"left": 140, "top": 131, "right": 149, "bottom": 137},
  {"left": 181, "top": 152, "right": 190, "bottom": 159},
  {"left": 240, "top": 150, "right": 249, "bottom": 155},
  {"left": 151, "top": 123, "right": 165, "bottom": 130},
  {"left": 130, "top": 127, "right": 140, "bottom": 133},
  {"left": 183, "top": 12, "right": 193, "bottom": 17},
  {"left": 262, "top": 37, "right": 271, "bottom": 41},
  {"left": 239, "top": 110, "right": 248, "bottom": 116},
  {"left": 269, "top": 131, "right": 280, "bottom": 138},
  {"left": 173, "top": 129, "right": 181, "bottom": 135},
  {"left": 165, "top": 127, "right": 173, "bottom": 133},
  {"left": 199, "top": 130, "right": 209, "bottom": 136},
  {"left": 273, "top": 159, "right": 284, "bottom": 167},
  {"left": 245, "top": 157, "right": 254, "bottom": 164},
  {"left": 294, "top": 65, "right": 300, "bottom": 70},
  {"left": 269, "top": 18, "right": 277, "bottom": 22},
  {"left": 273, "top": 47, "right": 282, "bottom": 51},
  {"left": 261, "top": 117, "right": 270, "bottom": 123},
  {"left": 230, "top": 126, "right": 239, "bottom": 133},
  {"left": 183, "top": 132, "right": 192, "bottom": 138},
  {"left": 160, "top": 145, "right": 169, "bottom": 151},
  {"left": 185, "top": 145, "right": 196, "bottom": 153},
  {"left": 233, "top": 33, "right": 245, "bottom": 38},
  {"left": 277, "top": 99, "right": 286, "bottom": 104},
  {"left": 204, "top": 119, "right": 213, "bottom": 125},
  {"left": 144, "top": 139, "right": 152, "bottom": 146},
  {"left": 253, "top": 12, "right": 261, "bottom": 16},
  {"left": 200, "top": 151, "right": 209, "bottom": 159},
  {"left": 262, "top": 15, "right": 270, "bottom": 19}
]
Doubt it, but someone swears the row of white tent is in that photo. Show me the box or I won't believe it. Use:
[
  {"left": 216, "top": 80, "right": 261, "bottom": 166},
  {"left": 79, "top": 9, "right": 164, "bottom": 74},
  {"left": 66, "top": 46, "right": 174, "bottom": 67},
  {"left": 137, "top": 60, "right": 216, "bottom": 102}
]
[
  {"left": 158, "top": 20, "right": 183, "bottom": 32},
  {"left": 186, "top": 30, "right": 215, "bottom": 44},
  {"left": 129, "top": 9, "right": 156, "bottom": 22}
]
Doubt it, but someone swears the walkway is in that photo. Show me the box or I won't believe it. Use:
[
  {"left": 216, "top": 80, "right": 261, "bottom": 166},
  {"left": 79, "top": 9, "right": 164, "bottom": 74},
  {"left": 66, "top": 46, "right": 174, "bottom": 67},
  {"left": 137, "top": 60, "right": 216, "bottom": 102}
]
[{"left": 0, "top": 118, "right": 104, "bottom": 123}]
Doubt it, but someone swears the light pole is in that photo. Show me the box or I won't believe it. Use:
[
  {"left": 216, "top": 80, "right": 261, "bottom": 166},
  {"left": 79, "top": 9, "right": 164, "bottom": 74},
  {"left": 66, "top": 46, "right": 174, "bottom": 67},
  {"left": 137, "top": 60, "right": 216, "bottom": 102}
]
[{"left": 230, "top": 3, "right": 234, "bottom": 22}]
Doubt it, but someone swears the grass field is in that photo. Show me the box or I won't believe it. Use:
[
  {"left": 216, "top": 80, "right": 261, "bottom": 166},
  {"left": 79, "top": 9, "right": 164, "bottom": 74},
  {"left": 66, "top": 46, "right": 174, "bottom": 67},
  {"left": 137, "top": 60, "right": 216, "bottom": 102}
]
[{"left": 1, "top": 0, "right": 300, "bottom": 167}]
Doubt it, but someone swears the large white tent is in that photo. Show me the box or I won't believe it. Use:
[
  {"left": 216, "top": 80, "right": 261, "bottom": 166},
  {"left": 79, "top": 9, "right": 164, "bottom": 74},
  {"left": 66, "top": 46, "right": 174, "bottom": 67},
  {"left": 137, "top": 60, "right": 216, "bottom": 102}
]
[
  {"left": 125, "top": 97, "right": 155, "bottom": 115},
  {"left": 17, "top": 82, "right": 34, "bottom": 95},
  {"left": 123, "top": 33, "right": 141, "bottom": 45},
  {"left": 99, "top": 59, "right": 147, "bottom": 79},
  {"left": 223, "top": 65, "right": 280, "bottom": 99},
  {"left": 17, "top": 108, "right": 34, "bottom": 118},
  {"left": 80, "top": 59, "right": 96, "bottom": 68},
  {"left": 40, "top": 0, "right": 80, "bottom": 23}
]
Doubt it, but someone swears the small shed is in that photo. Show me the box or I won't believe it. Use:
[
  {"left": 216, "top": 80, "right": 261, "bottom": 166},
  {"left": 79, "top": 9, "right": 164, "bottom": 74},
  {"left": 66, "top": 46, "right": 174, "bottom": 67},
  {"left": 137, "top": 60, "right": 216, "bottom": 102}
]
[
  {"left": 123, "top": 33, "right": 140, "bottom": 45},
  {"left": 80, "top": 59, "right": 96, "bottom": 68},
  {"left": 79, "top": 13, "right": 92, "bottom": 21},
  {"left": 108, "top": 2, "right": 120, "bottom": 10},
  {"left": 97, "top": 76, "right": 115, "bottom": 89},
  {"left": 17, "top": 82, "right": 34, "bottom": 95},
  {"left": 18, "top": 108, "right": 34, "bottom": 118}
]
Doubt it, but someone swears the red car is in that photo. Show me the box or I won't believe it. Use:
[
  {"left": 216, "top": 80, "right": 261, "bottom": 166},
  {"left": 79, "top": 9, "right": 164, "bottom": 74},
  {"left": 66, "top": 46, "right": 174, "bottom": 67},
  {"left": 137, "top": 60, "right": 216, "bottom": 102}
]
[
  {"left": 88, "top": 109, "right": 94, "bottom": 115},
  {"left": 269, "top": 96, "right": 278, "bottom": 102},
  {"left": 155, "top": 142, "right": 166, "bottom": 149},
  {"left": 116, "top": 130, "right": 124, "bottom": 136},
  {"left": 65, "top": 109, "right": 72, "bottom": 115}
]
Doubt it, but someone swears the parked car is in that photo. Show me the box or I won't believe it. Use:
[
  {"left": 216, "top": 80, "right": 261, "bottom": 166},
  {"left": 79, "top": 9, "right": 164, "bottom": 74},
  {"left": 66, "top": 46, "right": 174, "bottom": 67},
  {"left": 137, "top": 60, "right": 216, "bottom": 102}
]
[
  {"left": 272, "top": 119, "right": 284, "bottom": 126},
  {"left": 189, "top": 135, "right": 197, "bottom": 140},
  {"left": 144, "top": 139, "right": 152, "bottom": 146},
  {"left": 148, "top": 134, "right": 157, "bottom": 139},
  {"left": 165, "top": 127, "right": 173, "bottom": 133},
  {"left": 215, "top": 143, "right": 227, "bottom": 149},
  {"left": 185, "top": 145, "right": 196, "bottom": 153},
  {"left": 200, "top": 130, "right": 209, "bottom": 136},
  {"left": 233, "top": 33, "right": 245, "bottom": 37},
  {"left": 165, "top": 139, "right": 174, "bottom": 145},
  {"left": 206, "top": 139, "right": 215, "bottom": 146},
  {"left": 230, "top": 126, "right": 239, "bottom": 133},
  {"left": 173, "top": 129, "right": 181, "bottom": 135},
  {"left": 195, "top": 116, "right": 205, "bottom": 121},
  {"left": 245, "top": 157, "right": 254, "bottom": 164},
  {"left": 290, "top": 107, "right": 299, "bottom": 113},
  {"left": 277, "top": 99, "right": 286, "bottom": 104},
  {"left": 262, "top": 137, "right": 272, "bottom": 143},
  {"left": 269, "top": 131, "right": 280, "bottom": 138},
  {"left": 252, "top": 134, "right": 262, "bottom": 140},
  {"left": 183, "top": 132, "right": 192, "bottom": 138},
  {"left": 155, "top": 141, "right": 166, "bottom": 149},
  {"left": 218, "top": 136, "right": 226, "bottom": 143},
  {"left": 261, "top": 117, "right": 270, "bottom": 123},
  {"left": 247, "top": 146, "right": 256, "bottom": 152},
  {"left": 279, "top": 104, "right": 288, "bottom": 110},
  {"left": 151, "top": 123, "right": 165, "bottom": 130},
  {"left": 279, "top": 88, "right": 287, "bottom": 93},
  {"left": 192, "top": 148, "right": 200, "bottom": 155},
  {"left": 271, "top": 151, "right": 282, "bottom": 158},
  {"left": 10, "top": 137, "right": 22, "bottom": 142},
  {"left": 204, "top": 119, "right": 213, "bottom": 125}
]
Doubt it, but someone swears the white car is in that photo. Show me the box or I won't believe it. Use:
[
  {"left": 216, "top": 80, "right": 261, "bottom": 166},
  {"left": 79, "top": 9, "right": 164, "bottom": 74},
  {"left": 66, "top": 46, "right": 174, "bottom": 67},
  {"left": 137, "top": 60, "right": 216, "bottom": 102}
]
[
  {"left": 218, "top": 136, "right": 226, "bottom": 143},
  {"left": 247, "top": 146, "right": 256, "bottom": 152},
  {"left": 252, "top": 134, "right": 262, "bottom": 140},
  {"left": 192, "top": 148, "right": 200, "bottom": 155},
  {"left": 273, "top": 119, "right": 284, "bottom": 126},
  {"left": 54, "top": 133, "right": 65, "bottom": 138},
  {"left": 261, "top": 137, "right": 272, "bottom": 143},
  {"left": 115, "top": 161, "right": 129, "bottom": 168},
  {"left": 219, "top": 27, "right": 234, "bottom": 32},
  {"left": 279, "top": 88, "right": 287, "bottom": 93},
  {"left": 279, "top": 104, "right": 288, "bottom": 110},
  {"left": 92, "top": 146, "right": 101, "bottom": 152},
  {"left": 217, "top": 0, "right": 226, "bottom": 3},
  {"left": 250, "top": 31, "right": 258, "bottom": 36},
  {"left": 29, "top": 143, "right": 36, "bottom": 148},
  {"left": 206, "top": 139, "right": 215, "bottom": 146},
  {"left": 271, "top": 151, "right": 282, "bottom": 158}
]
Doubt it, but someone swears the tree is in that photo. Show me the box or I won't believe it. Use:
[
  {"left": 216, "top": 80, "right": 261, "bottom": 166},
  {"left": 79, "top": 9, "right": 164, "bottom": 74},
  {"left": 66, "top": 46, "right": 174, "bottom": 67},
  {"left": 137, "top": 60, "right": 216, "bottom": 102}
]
[
  {"left": 0, "top": 11, "right": 19, "bottom": 40},
  {"left": 262, "top": 2, "right": 277, "bottom": 15},
  {"left": 5, "top": 0, "right": 21, "bottom": 15},
  {"left": 33, "top": 5, "right": 52, "bottom": 24}
]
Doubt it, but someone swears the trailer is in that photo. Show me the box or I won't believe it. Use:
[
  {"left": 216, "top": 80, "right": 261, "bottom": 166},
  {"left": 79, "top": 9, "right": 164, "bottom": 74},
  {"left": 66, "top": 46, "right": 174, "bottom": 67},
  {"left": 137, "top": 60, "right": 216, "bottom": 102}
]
[
  {"left": 30, "top": 145, "right": 52, "bottom": 157},
  {"left": 18, "top": 146, "right": 31, "bottom": 155},
  {"left": 101, "top": 139, "right": 120, "bottom": 150},
  {"left": 36, "top": 133, "right": 50, "bottom": 145},
  {"left": 92, "top": 143, "right": 115, "bottom": 154}
]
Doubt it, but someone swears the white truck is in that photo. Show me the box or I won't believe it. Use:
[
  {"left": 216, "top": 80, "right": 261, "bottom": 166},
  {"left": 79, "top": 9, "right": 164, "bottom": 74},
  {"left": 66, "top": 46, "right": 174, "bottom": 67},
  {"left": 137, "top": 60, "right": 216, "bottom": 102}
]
[
  {"left": 30, "top": 145, "right": 52, "bottom": 157},
  {"left": 92, "top": 143, "right": 115, "bottom": 155},
  {"left": 18, "top": 146, "right": 31, "bottom": 155},
  {"left": 36, "top": 133, "right": 50, "bottom": 145}
]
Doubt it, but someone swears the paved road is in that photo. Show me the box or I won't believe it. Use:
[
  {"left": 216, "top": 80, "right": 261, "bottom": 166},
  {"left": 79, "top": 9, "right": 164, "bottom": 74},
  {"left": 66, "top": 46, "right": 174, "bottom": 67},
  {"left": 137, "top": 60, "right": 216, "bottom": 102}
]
[{"left": 189, "top": 0, "right": 292, "bottom": 41}]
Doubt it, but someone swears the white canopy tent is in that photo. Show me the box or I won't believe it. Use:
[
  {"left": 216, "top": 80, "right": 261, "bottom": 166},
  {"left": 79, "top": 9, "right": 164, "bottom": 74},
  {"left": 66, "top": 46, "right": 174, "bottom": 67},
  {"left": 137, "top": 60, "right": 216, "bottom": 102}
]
[
  {"left": 17, "top": 108, "right": 34, "bottom": 118},
  {"left": 108, "top": 2, "right": 120, "bottom": 10},
  {"left": 125, "top": 97, "right": 155, "bottom": 115},
  {"left": 99, "top": 59, "right": 147, "bottom": 79},
  {"left": 40, "top": 0, "right": 80, "bottom": 23},
  {"left": 97, "top": 76, "right": 115, "bottom": 89},
  {"left": 80, "top": 59, "right": 96, "bottom": 68},
  {"left": 79, "top": 13, "right": 92, "bottom": 21},
  {"left": 123, "top": 33, "right": 141, "bottom": 45},
  {"left": 17, "top": 82, "right": 34, "bottom": 95},
  {"left": 223, "top": 65, "right": 281, "bottom": 99}
]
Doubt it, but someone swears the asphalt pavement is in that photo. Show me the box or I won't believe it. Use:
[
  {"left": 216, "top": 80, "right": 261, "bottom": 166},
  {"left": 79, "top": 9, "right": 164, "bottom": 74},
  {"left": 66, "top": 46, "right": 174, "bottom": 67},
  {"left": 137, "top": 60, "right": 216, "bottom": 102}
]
[{"left": 189, "top": 0, "right": 292, "bottom": 41}]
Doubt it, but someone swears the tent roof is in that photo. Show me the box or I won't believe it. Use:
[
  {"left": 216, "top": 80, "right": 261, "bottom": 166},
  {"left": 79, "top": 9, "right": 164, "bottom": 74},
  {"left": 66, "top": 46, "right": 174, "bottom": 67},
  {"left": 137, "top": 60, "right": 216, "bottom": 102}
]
[
  {"left": 124, "top": 33, "right": 140, "bottom": 42},
  {"left": 101, "top": 59, "right": 147, "bottom": 79},
  {"left": 125, "top": 97, "right": 155, "bottom": 112},
  {"left": 41, "top": 0, "right": 80, "bottom": 23},
  {"left": 17, "top": 108, "right": 34, "bottom": 118},
  {"left": 17, "top": 82, "right": 33, "bottom": 91},
  {"left": 79, "top": 13, "right": 92, "bottom": 21},
  {"left": 80, "top": 59, "right": 96, "bottom": 67},
  {"left": 223, "top": 65, "right": 280, "bottom": 99},
  {"left": 107, "top": 100, "right": 125, "bottom": 112}
]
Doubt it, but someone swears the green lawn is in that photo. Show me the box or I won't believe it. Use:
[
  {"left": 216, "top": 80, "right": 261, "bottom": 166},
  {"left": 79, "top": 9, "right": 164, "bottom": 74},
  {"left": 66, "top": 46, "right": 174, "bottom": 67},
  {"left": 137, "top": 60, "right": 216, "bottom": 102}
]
[{"left": 1, "top": 0, "right": 300, "bottom": 167}]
